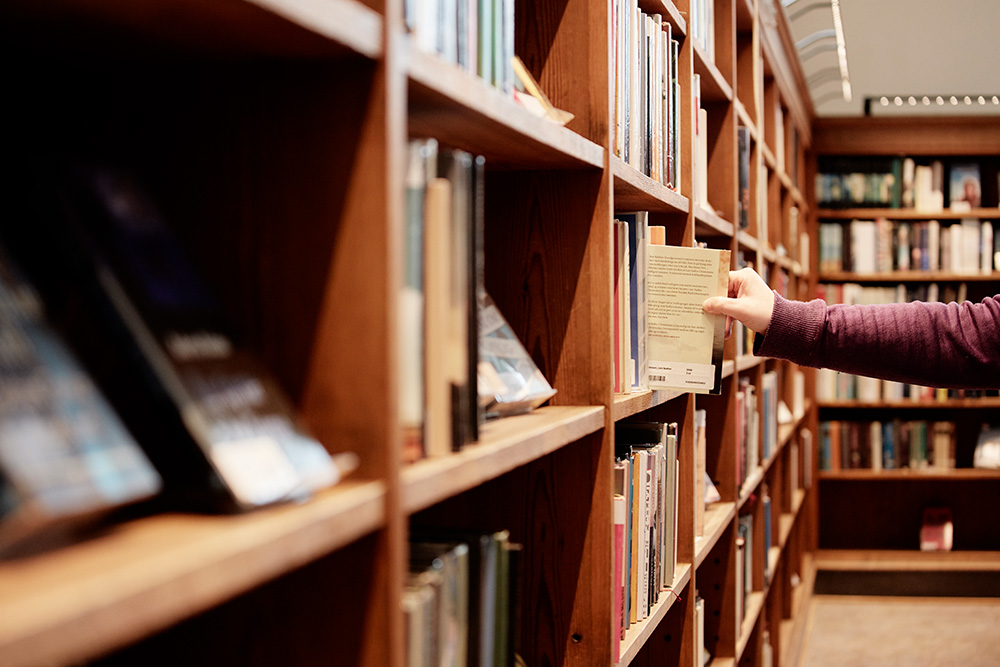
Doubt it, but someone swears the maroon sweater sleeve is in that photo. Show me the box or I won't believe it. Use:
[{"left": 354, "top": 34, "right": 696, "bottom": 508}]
[{"left": 755, "top": 293, "right": 1000, "bottom": 389}]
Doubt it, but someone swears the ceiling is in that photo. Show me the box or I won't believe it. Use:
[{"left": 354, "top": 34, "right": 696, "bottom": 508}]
[{"left": 782, "top": 0, "right": 1000, "bottom": 117}]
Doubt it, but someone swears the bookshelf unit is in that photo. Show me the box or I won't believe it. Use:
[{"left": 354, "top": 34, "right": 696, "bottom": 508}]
[
  {"left": 811, "top": 116, "right": 1000, "bottom": 570},
  {"left": 0, "top": 1, "right": 816, "bottom": 667}
]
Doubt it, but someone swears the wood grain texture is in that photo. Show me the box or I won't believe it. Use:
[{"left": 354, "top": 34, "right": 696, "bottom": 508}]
[{"left": 813, "top": 116, "right": 1000, "bottom": 156}]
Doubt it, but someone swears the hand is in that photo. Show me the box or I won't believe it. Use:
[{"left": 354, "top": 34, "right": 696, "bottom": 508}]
[{"left": 702, "top": 267, "right": 775, "bottom": 338}]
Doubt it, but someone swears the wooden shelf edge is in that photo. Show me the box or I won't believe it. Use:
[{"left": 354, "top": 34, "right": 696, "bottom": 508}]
[
  {"left": 613, "top": 388, "right": 687, "bottom": 421},
  {"left": 401, "top": 405, "right": 605, "bottom": 513},
  {"left": 694, "top": 204, "right": 736, "bottom": 237},
  {"left": 406, "top": 46, "right": 604, "bottom": 170},
  {"left": 616, "top": 562, "right": 693, "bottom": 666},
  {"left": 4, "top": 0, "right": 383, "bottom": 59},
  {"left": 695, "top": 502, "right": 737, "bottom": 568},
  {"left": 817, "top": 207, "right": 1000, "bottom": 220},
  {"left": 818, "top": 468, "right": 1000, "bottom": 481},
  {"left": 814, "top": 549, "right": 1000, "bottom": 572},
  {"left": 0, "top": 478, "right": 387, "bottom": 667},
  {"left": 611, "top": 155, "right": 690, "bottom": 214},
  {"left": 693, "top": 42, "right": 734, "bottom": 104},
  {"left": 251, "top": 0, "right": 383, "bottom": 58},
  {"left": 818, "top": 270, "right": 1000, "bottom": 283},
  {"left": 780, "top": 553, "right": 817, "bottom": 667},
  {"left": 736, "top": 590, "right": 766, "bottom": 659},
  {"left": 819, "top": 397, "right": 1000, "bottom": 409}
]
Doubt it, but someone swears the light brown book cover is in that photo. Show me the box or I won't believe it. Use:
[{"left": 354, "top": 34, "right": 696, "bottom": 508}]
[{"left": 645, "top": 245, "right": 730, "bottom": 394}]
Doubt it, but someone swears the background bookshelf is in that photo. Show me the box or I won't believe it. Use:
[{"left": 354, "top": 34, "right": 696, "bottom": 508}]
[
  {"left": 811, "top": 116, "right": 1000, "bottom": 573},
  {"left": 0, "top": 1, "right": 816, "bottom": 666}
]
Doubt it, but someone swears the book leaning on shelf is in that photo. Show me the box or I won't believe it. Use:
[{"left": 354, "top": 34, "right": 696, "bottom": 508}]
[
  {"left": 0, "top": 244, "right": 162, "bottom": 554},
  {"left": 2, "top": 161, "right": 354, "bottom": 513}
]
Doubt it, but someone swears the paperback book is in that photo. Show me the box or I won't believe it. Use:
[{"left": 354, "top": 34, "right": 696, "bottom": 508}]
[{"left": 645, "top": 245, "right": 730, "bottom": 394}]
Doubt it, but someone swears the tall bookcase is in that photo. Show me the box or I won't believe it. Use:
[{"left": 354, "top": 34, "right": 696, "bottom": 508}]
[
  {"left": 811, "top": 116, "right": 1000, "bottom": 574},
  {"left": 0, "top": 0, "right": 817, "bottom": 666}
]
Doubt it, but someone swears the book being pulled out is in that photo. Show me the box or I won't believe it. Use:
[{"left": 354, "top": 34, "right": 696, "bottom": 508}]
[
  {"left": 3, "top": 162, "right": 355, "bottom": 512},
  {"left": 478, "top": 292, "right": 556, "bottom": 419}
]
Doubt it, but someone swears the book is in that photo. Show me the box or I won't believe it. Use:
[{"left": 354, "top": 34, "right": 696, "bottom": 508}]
[
  {"left": 737, "top": 127, "right": 751, "bottom": 229},
  {"left": 409, "top": 540, "right": 471, "bottom": 667},
  {"left": 618, "top": 211, "right": 649, "bottom": 392},
  {"left": 645, "top": 245, "right": 730, "bottom": 394},
  {"left": 477, "top": 292, "right": 556, "bottom": 418},
  {"left": 4, "top": 162, "right": 346, "bottom": 512},
  {"left": 0, "top": 244, "right": 162, "bottom": 553},
  {"left": 949, "top": 162, "right": 982, "bottom": 211},
  {"left": 920, "top": 506, "right": 953, "bottom": 551},
  {"left": 402, "top": 139, "right": 436, "bottom": 462},
  {"left": 613, "top": 493, "right": 627, "bottom": 662}
]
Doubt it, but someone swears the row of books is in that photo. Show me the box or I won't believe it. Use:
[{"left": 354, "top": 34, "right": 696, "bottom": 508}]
[
  {"left": 613, "top": 421, "right": 680, "bottom": 662},
  {"left": 406, "top": 530, "right": 522, "bottom": 667},
  {"left": 817, "top": 156, "right": 994, "bottom": 211},
  {"left": 612, "top": 211, "right": 730, "bottom": 396},
  {"left": 403, "top": 140, "right": 557, "bottom": 464},
  {"left": 405, "top": 0, "right": 515, "bottom": 95},
  {"left": 818, "top": 420, "right": 955, "bottom": 471},
  {"left": 816, "top": 367, "right": 1000, "bottom": 403},
  {"left": 689, "top": 0, "right": 715, "bottom": 64},
  {"left": 818, "top": 218, "right": 998, "bottom": 275},
  {"left": 0, "top": 163, "right": 355, "bottom": 555},
  {"left": 403, "top": 139, "right": 483, "bottom": 463},
  {"left": 612, "top": 0, "right": 682, "bottom": 189},
  {"left": 817, "top": 281, "right": 974, "bottom": 308},
  {"left": 815, "top": 280, "right": 1000, "bottom": 403}
]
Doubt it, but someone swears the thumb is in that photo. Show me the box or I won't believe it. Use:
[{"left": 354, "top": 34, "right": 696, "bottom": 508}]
[{"left": 702, "top": 296, "right": 738, "bottom": 316}]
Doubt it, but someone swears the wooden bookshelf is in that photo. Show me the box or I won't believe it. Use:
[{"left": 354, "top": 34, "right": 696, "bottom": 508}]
[
  {"left": 0, "top": 0, "right": 818, "bottom": 665},
  {"left": 812, "top": 116, "right": 1000, "bottom": 571}
]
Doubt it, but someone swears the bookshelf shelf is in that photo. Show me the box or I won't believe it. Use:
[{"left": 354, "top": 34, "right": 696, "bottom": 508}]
[
  {"left": 817, "top": 207, "right": 1000, "bottom": 220},
  {"left": 4, "top": 0, "right": 383, "bottom": 59},
  {"left": 819, "top": 398, "right": 1000, "bottom": 409},
  {"left": 737, "top": 591, "right": 766, "bottom": 657},
  {"left": 818, "top": 271, "right": 1000, "bottom": 283},
  {"left": 646, "top": 0, "right": 687, "bottom": 36},
  {"left": 814, "top": 548, "right": 1000, "bottom": 572},
  {"left": 695, "top": 205, "right": 736, "bottom": 237},
  {"left": 613, "top": 389, "right": 687, "bottom": 422},
  {"left": 611, "top": 156, "right": 690, "bottom": 213},
  {"left": 0, "top": 479, "right": 386, "bottom": 667},
  {"left": 695, "top": 502, "right": 737, "bottom": 569},
  {"left": 813, "top": 115, "right": 1000, "bottom": 572},
  {"left": 0, "top": 0, "right": 819, "bottom": 664},
  {"left": 408, "top": 51, "right": 605, "bottom": 170},
  {"left": 615, "top": 562, "right": 693, "bottom": 667},
  {"left": 819, "top": 468, "right": 1000, "bottom": 482},
  {"left": 401, "top": 406, "right": 605, "bottom": 513},
  {"left": 693, "top": 45, "right": 734, "bottom": 104}
]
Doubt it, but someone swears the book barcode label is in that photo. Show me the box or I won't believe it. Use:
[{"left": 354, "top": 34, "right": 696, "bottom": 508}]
[{"left": 647, "top": 361, "right": 716, "bottom": 392}]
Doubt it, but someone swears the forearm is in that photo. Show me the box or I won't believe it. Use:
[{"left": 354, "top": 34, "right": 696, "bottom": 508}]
[{"left": 756, "top": 293, "right": 1000, "bottom": 389}]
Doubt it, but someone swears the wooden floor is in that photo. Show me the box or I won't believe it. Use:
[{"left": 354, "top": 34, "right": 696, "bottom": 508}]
[{"left": 798, "top": 570, "right": 1000, "bottom": 667}]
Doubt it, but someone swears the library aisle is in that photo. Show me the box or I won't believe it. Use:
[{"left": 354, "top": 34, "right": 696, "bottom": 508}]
[{"left": 799, "top": 592, "right": 1000, "bottom": 666}]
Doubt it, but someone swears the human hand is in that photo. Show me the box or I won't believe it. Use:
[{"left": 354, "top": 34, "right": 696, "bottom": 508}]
[{"left": 702, "top": 267, "right": 775, "bottom": 338}]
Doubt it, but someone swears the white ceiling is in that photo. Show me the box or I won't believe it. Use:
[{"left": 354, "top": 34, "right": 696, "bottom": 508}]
[{"left": 783, "top": 0, "right": 1000, "bottom": 117}]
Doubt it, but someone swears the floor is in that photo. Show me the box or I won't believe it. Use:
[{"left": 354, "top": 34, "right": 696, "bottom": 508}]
[{"left": 798, "top": 572, "right": 1000, "bottom": 666}]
